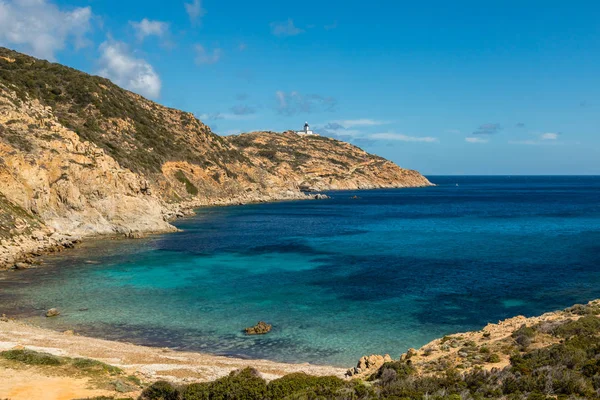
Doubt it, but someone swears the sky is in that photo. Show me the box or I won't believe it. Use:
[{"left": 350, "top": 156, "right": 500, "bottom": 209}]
[{"left": 0, "top": 0, "right": 599, "bottom": 175}]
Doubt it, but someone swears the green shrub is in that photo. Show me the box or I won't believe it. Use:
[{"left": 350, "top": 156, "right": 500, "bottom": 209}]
[
  {"left": 488, "top": 353, "right": 501, "bottom": 363},
  {"left": 139, "top": 380, "right": 179, "bottom": 400},
  {"left": 205, "top": 368, "right": 267, "bottom": 400},
  {"left": 267, "top": 372, "right": 345, "bottom": 399},
  {"left": 72, "top": 357, "right": 122, "bottom": 375},
  {"left": 181, "top": 382, "right": 210, "bottom": 400},
  {"left": 0, "top": 349, "right": 63, "bottom": 366},
  {"left": 553, "top": 315, "right": 600, "bottom": 338},
  {"left": 174, "top": 170, "right": 199, "bottom": 196}
]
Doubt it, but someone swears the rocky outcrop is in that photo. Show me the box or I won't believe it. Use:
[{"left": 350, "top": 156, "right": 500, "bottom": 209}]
[
  {"left": 0, "top": 47, "right": 431, "bottom": 269},
  {"left": 227, "top": 132, "right": 432, "bottom": 191},
  {"left": 244, "top": 321, "right": 272, "bottom": 335},
  {"left": 346, "top": 354, "right": 392, "bottom": 378}
]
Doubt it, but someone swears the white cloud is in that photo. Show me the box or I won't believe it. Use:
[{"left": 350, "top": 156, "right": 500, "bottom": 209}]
[
  {"left": 197, "top": 112, "right": 255, "bottom": 121},
  {"left": 194, "top": 44, "right": 222, "bottom": 64},
  {"left": 185, "top": 0, "right": 206, "bottom": 24},
  {"left": 275, "top": 91, "right": 336, "bottom": 115},
  {"left": 332, "top": 119, "right": 389, "bottom": 128},
  {"left": 541, "top": 132, "right": 558, "bottom": 140},
  {"left": 270, "top": 19, "right": 304, "bottom": 36},
  {"left": 0, "top": 0, "right": 92, "bottom": 61},
  {"left": 97, "top": 41, "right": 161, "bottom": 99},
  {"left": 370, "top": 132, "right": 438, "bottom": 143},
  {"left": 130, "top": 19, "right": 169, "bottom": 41},
  {"left": 465, "top": 137, "right": 488, "bottom": 143},
  {"left": 509, "top": 132, "right": 561, "bottom": 145}
]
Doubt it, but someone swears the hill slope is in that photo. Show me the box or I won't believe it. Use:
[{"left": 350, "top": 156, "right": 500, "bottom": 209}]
[
  {"left": 227, "top": 131, "right": 431, "bottom": 191},
  {"left": 0, "top": 47, "right": 431, "bottom": 268}
]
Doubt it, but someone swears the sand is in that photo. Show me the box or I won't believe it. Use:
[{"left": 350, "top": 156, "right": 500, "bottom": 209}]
[{"left": 0, "top": 319, "right": 346, "bottom": 400}]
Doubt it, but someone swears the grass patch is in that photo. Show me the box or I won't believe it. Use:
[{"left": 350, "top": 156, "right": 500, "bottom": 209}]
[
  {"left": 0, "top": 349, "right": 63, "bottom": 366},
  {"left": 174, "top": 170, "right": 199, "bottom": 196}
]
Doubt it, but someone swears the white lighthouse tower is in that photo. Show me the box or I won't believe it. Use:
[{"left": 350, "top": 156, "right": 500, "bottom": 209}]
[{"left": 297, "top": 121, "right": 316, "bottom": 136}]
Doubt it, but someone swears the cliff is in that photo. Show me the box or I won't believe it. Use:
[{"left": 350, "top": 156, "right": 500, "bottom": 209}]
[
  {"left": 227, "top": 131, "right": 431, "bottom": 191},
  {"left": 0, "top": 47, "right": 431, "bottom": 268}
]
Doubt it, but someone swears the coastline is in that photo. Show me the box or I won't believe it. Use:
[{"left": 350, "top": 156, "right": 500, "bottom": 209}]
[
  {"left": 1, "top": 299, "right": 598, "bottom": 399},
  {"left": 0, "top": 183, "right": 435, "bottom": 271},
  {"left": 0, "top": 189, "right": 314, "bottom": 271},
  {"left": 0, "top": 318, "right": 346, "bottom": 399}
]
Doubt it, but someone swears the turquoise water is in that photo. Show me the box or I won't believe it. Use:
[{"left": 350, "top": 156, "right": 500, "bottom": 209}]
[{"left": 1, "top": 176, "right": 600, "bottom": 366}]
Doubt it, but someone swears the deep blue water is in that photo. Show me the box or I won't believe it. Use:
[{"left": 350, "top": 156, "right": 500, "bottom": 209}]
[{"left": 1, "top": 176, "right": 600, "bottom": 366}]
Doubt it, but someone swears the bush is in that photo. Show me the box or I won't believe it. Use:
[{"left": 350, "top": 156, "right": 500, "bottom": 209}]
[
  {"left": 267, "top": 372, "right": 345, "bottom": 399},
  {"left": 553, "top": 315, "right": 600, "bottom": 338},
  {"left": 139, "top": 381, "right": 180, "bottom": 400},
  {"left": 72, "top": 357, "right": 122, "bottom": 375},
  {"left": 203, "top": 368, "right": 267, "bottom": 400},
  {"left": 181, "top": 382, "right": 210, "bottom": 400}
]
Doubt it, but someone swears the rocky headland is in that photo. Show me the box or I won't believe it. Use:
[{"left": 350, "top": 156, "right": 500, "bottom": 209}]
[{"left": 0, "top": 47, "right": 431, "bottom": 270}]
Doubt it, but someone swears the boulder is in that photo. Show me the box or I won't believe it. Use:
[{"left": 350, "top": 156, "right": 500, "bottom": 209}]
[
  {"left": 45, "top": 308, "right": 60, "bottom": 317},
  {"left": 346, "top": 354, "right": 392, "bottom": 377},
  {"left": 244, "top": 321, "right": 272, "bottom": 335}
]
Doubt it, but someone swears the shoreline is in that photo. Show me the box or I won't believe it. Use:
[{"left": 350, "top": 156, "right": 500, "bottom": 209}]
[
  {"left": 1, "top": 299, "right": 598, "bottom": 399},
  {"left": 0, "top": 184, "right": 434, "bottom": 271}
]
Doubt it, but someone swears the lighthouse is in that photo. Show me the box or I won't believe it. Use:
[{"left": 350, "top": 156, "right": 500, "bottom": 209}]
[{"left": 297, "top": 122, "right": 316, "bottom": 136}]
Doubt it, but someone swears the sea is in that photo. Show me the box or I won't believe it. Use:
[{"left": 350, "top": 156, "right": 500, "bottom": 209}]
[{"left": 1, "top": 176, "right": 599, "bottom": 367}]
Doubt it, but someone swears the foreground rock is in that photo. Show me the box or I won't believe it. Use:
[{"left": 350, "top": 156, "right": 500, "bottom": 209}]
[
  {"left": 244, "top": 321, "right": 272, "bottom": 335},
  {"left": 45, "top": 308, "right": 60, "bottom": 318},
  {"left": 346, "top": 354, "right": 392, "bottom": 378}
]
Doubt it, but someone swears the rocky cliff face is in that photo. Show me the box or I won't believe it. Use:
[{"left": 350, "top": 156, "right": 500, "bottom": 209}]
[
  {"left": 0, "top": 47, "right": 430, "bottom": 268},
  {"left": 227, "top": 131, "right": 432, "bottom": 191}
]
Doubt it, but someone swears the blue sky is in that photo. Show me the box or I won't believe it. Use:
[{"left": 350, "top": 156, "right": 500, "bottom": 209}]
[{"left": 1, "top": 0, "right": 599, "bottom": 174}]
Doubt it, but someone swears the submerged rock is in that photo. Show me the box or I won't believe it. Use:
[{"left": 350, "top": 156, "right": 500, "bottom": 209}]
[
  {"left": 244, "top": 321, "right": 272, "bottom": 335},
  {"left": 45, "top": 308, "right": 60, "bottom": 318}
]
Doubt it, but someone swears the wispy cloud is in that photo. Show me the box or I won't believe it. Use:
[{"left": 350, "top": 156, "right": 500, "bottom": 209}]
[
  {"left": 130, "top": 19, "right": 169, "bottom": 41},
  {"left": 465, "top": 137, "right": 488, "bottom": 143},
  {"left": 275, "top": 91, "right": 336, "bottom": 115},
  {"left": 270, "top": 19, "right": 304, "bottom": 36},
  {"left": 198, "top": 112, "right": 255, "bottom": 121},
  {"left": 230, "top": 105, "right": 256, "bottom": 116},
  {"left": 509, "top": 132, "right": 562, "bottom": 145},
  {"left": 515, "top": 122, "right": 526, "bottom": 128},
  {"left": 540, "top": 132, "right": 558, "bottom": 140},
  {"left": 194, "top": 44, "right": 222, "bottom": 64},
  {"left": 331, "top": 119, "right": 390, "bottom": 129},
  {"left": 185, "top": 0, "right": 206, "bottom": 24},
  {"left": 238, "top": 42, "right": 247, "bottom": 51},
  {"left": 97, "top": 41, "right": 161, "bottom": 99},
  {"left": 370, "top": 133, "right": 438, "bottom": 143},
  {"left": 473, "top": 123, "right": 502, "bottom": 135},
  {"left": 0, "top": 0, "right": 92, "bottom": 61}
]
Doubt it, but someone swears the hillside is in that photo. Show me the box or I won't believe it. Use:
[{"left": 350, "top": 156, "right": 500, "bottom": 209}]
[
  {"left": 227, "top": 131, "right": 431, "bottom": 191},
  {"left": 0, "top": 47, "right": 431, "bottom": 269}
]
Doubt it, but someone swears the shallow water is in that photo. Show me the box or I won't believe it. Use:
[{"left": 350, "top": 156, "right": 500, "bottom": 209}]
[{"left": 1, "top": 176, "right": 600, "bottom": 366}]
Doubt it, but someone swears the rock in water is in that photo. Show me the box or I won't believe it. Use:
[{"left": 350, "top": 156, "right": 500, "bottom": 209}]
[
  {"left": 244, "top": 321, "right": 272, "bottom": 335},
  {"left": 45, "top": 308, "right": 60, "bottom": 317}
]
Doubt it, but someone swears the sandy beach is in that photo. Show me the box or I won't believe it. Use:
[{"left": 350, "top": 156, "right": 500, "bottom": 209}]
[{"left": 0, "top": 319, "right": 345, "bottom": 400}]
